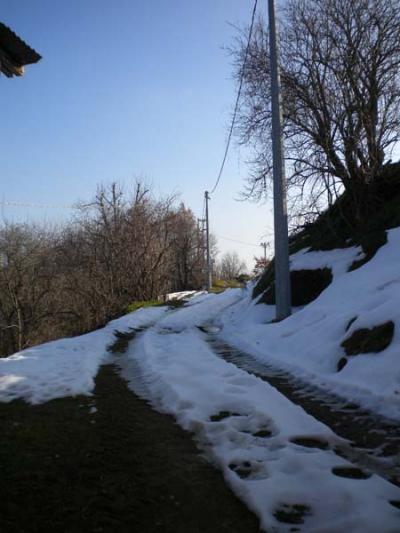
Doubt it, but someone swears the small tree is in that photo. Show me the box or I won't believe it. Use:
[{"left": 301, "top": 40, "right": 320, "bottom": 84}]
[
  {"left": 218, "top": 251, "right": 247, "bottom": 281},
  {"left": 253, "top": 256, "right": 270, "bottom": 277}
]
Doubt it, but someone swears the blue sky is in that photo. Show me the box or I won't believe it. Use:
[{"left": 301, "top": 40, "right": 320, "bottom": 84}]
[{"left": 1, "top": 0, "right": 273, "bottom": 267}]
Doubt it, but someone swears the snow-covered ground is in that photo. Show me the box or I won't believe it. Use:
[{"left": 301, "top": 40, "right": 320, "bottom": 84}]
[
  {"left": 218, "top": 227, "right": 400, "bottom": 421},
  {"left": 0, "top": 306, "right": 168, "bottom": 404},
  {"left": 123, "top": 290, "right": 400, "bottom": 532},
  {"left": 1, "top": 231, "right": 400, "bottom": 530},
  {"left": 164, "top": 290, "right": 206, "bottom": 301}
]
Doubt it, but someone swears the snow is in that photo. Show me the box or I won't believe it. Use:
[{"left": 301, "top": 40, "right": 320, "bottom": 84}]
[
  {"left": 290, "top": 245, "right": 364, "bottom": 278},
  {"left": 0, "top": 306, "right": 168, "bottom": 404},
  {"left": 164, "top": 290, "right": 206, "bottom": 301},
  {"left": 1, "top": 227, "right": 400, "bottom": 531},
  {"left": 0, "top": 291, "right": 241, "bottom": 405},
  {"left": 117, "top": 236, "right": 400, "bottom": 529},
  {"left": 220, "top": 228, "right": 400, "bottom": 420},
  {"left": 156, "top": 289, "right": 243, "bottom": 332},
  {"left": 125, "top": 319, "right": 400, "bottom": 532}
]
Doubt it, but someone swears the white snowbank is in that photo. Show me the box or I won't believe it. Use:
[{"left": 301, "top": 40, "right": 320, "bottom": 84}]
[
  {"left": 164, "top": 290, "right": 206, "bottom": 301},
  {"left": 220, "top": 228, "right": 400, "bottom": 420},
  {"left": 127, "top": 323, "right": 400, "bottom": 532},
  {"left": 0, "top": 291, "right": 241, "bottom": 405},
  {"left": 0, "top": 306, "right": 168, "bottom": 404},
  {"left": 290, "top": 245, "right": 364, "bottom": 278},
  {"left": 156, "top": 289, "right": 243, "bottom": 332}
]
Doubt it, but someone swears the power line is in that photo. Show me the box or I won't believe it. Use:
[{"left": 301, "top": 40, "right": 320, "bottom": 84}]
[
  {"left": 216, "top": 234, "right": 260, "bottom": 248},
  {"left": 0, "top": 200, "right": 75, "bottom": 209},
  {"left": 209, "top": 0, "right": 258, "bottom": 195}
]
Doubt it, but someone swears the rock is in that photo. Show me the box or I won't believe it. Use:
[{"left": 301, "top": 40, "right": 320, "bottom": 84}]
[{"left": 341, "top": 321, "right": 395, "bottom": 356}]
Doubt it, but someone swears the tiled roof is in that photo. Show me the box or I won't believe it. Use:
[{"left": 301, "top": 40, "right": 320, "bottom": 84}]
[{"left": 0, "top": 22, "right": 41, "bottom": 66}]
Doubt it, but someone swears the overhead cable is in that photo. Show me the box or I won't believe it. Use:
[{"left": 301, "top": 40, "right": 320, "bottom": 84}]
[
  {"left": 0, "top": 200, "right": 75, "bottom": 209},
  {"left": 216, "top": 234, "right": 260, "bottom": 248},
  {"left": 209, "top": 0, "right": 258, "bottom": 195}
]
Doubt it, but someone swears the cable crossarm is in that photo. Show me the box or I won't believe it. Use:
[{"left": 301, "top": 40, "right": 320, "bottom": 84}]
[{"left": 209, "top": 0, "right": 258, "bottom": 196}]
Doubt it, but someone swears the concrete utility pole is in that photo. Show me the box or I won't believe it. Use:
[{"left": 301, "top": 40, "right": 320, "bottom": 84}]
[
  {"left": 204, "top": 191, "right": 212, "bottom": 290},
  {"left": 268, "top": 0, "right": 291, "bottom": 320}
]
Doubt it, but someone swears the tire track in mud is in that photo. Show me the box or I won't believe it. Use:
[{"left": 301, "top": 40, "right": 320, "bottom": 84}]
[
  {"left": 0, "top": 323, "right": 260, "bottom": 533},
  {"left": 122, "top": 317, "right": 400, "bottom": 530},
  {"left": 204, "top": 333, "right": 400, "bottom": 487}
]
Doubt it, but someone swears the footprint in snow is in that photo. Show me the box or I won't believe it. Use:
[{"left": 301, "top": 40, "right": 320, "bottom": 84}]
[
  {"left": 273, "top": 503, "right": 312, "bottom": 526},
  {"left": 209, "top": 411, "right": 243, "bottom": 422},
  {"left": 290, "top": 436, "right": 330, "bottom": 450},
  {"left": 228, "top": 460, "right": 268, "bottom": 480},
  {"left": 331, "top": 466, "right": 372, "bottom": 479}
]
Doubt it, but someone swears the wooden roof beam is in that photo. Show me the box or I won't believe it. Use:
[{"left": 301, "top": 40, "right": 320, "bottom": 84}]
[
  {"left": 0, "top": 48, "right": 24, "bottom": 77},
  {"left": 0, "top": 22, "right": 41, "bottom": 78}
]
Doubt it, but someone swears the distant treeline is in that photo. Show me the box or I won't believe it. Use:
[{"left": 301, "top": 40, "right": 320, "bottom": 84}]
[{"left": 0, "top": 182, "right": 205, "bottom": 356}]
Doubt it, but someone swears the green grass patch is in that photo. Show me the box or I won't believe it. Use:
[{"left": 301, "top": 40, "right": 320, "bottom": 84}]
[
  {"left": 210, "top": 279, "right": 243, "bottom": 294},
  {"left": 127, "top": 298, "right": 188, "bottom": 313},
  {"left": 126, "top": 300, "right": 160, "bottom": 313}
]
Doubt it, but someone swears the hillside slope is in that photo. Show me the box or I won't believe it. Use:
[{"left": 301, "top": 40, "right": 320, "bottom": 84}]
[{"left": 219, "top": 226, "right": 400, "bottom": 420}]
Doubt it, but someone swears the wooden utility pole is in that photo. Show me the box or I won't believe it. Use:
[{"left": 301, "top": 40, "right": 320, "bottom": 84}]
[
  {"left": 197, "top": 217, "right": 206, "bottom": 283},
  {"left": 260, "top": 242, "right": 268, "bottom": 261},
  {"left": 204, "top": 191, "right": 212, "bottom": 290},
  {"left": 268, "top": 0, "right": 291, "bottom": 320}
]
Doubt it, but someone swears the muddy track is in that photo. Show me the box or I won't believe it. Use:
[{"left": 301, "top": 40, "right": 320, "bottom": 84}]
[
  {"left": 205, "top": 335, "right": 400, "bottom": 486},
  {"left": 0, "top": 327, "right": 260, "bottom": 533}
]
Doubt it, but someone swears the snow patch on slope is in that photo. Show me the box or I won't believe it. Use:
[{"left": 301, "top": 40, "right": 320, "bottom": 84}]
[
  {"left": 165, "top": 290, "right": 206, "bottom": 301},
  {"left": 290, "top": 245, "right": 364, "bottom": 278},
  {"left": 220, "top": 228, "right": 400, "bottom": 420}
]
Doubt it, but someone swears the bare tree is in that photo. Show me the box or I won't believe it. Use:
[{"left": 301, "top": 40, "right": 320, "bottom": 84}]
[
  {"left": 0, "top": 223, "right": 62, "bottom": 354},
  {"left": 233, "top": 0, "right": 400, "bottom": 223},
  {"left": 167, "top": 204, "right": 205, "bottom": 290},
  {"left": 0, "top": 181, "right": 214, "bottom": 356},
  {"left": 68, "top": 181, "right": 179, "bottom": 326},
  {"left": 218, "top": 251, "right": 247, "bottom": 281}
]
